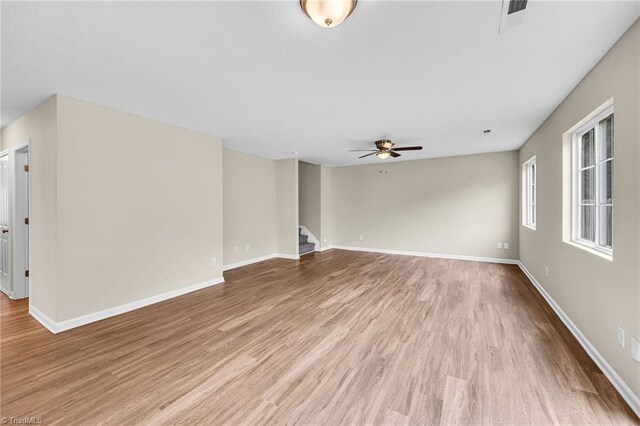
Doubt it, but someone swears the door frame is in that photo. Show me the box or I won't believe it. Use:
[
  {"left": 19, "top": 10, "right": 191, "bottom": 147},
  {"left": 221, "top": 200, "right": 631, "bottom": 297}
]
[
  {"left": 0, "top": 150, "right": 10, "bottom": 298},
  {"left": 11, "top": 140, "right": 30, "bottom": 299}
]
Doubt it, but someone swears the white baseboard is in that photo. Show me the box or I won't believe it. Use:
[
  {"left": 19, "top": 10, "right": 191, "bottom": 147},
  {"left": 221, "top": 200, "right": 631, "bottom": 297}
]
[
  {"left": 224, "top": 253, "right": 300, "bottom": 272},
  {"left": 223, "top": 254, "right": 278, "bottom": 271},
  {"left": 29, "top": 277, "right": 225, "bottom": 334},
  {"left": 318, "top": 244, "right": 334, "bottom": 252},
  {"left": 275, "top": 253, "right": 300, "bottom": 260},
  {"left": 1, "top": 287, "right": 16, "bottom": 300},
  {"left": 330, "top": 245, "right": 518, "bottom": 264},
  {"left": 518, "top": 262, "right": 640, "bottom": 418},
  {"left": 29, "top": 305, "right": 57, "bottom": 334}
]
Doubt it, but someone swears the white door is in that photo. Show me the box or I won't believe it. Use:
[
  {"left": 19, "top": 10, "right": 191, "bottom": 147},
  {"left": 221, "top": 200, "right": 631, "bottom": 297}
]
[
  {"left": 13, "top": 147, "right": 29, "bottom": 299},
  {"left": 0, "top": 154, "right": 9, "bottom": 295}
]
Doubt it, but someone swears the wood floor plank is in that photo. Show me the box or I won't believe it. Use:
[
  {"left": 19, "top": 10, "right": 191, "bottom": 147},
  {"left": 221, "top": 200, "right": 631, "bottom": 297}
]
[
  {"left": 440, "top": 375, "right": 470, "bottom": 426},
  {"left": 1, "top": 250, "right": 638, "bottom": 425}
]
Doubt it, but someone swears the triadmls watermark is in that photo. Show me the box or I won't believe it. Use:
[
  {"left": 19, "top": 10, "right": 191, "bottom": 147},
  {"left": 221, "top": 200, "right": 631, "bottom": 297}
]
[{"left": 1, "top": 417, "right": 44, "bottom": 425}]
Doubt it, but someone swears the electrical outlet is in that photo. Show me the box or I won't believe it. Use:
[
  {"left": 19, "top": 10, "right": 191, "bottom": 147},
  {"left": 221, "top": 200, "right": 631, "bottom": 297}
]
[
  {"left": 504, "top": 242, "right": 509, "bottom": 250},
  {"left": 632, "top": 338, "right": 640, "bottom": 362},
  {"left": 211, "top": 257, "right": 217, "bottom": 266},
  {"left": 359, "top": 235, "right": 364, "bottom": 241},
  {"left": 545, "top": 266, "right": 550, "bottom": 277},
  {"left": 246, "top": 244, "right": 250, "bottom": 251},
  {"left": 496, "top": 242, "right": 502, "bottom": 249},
  {"left": 323, "top": 238, "right": 328, "bottom": 243},
  {"left": 234, "top": 246, "right": 239, "bottom": 253},
  {"left": 617, "top": 326, "right": 625, "bottom": 348}
]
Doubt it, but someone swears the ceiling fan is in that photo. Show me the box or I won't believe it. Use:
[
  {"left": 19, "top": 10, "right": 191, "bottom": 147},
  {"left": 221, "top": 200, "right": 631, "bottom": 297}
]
[{"left": 349, "top": 139, "right": 423, "bottom": 159}]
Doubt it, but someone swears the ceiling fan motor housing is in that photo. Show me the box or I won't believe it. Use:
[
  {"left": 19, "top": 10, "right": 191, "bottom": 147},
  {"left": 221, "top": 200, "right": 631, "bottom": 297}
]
[{"left": 375, "top": 139, "right": 394, "bottom": 151}]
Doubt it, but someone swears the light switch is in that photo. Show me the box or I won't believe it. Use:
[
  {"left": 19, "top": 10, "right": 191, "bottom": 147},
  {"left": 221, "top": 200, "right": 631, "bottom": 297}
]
[
  {"left": 617, "top": 327, "right": 625, "bottom": 348},
  {"left": 632, "top": 338, "right": 640, "bottom": 362}
]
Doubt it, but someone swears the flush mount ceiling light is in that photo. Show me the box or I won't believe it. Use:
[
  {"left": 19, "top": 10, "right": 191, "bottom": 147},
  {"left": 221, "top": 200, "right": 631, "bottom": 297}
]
[{"left": 300, "top": 0, "right": 358, "bottom": 28}]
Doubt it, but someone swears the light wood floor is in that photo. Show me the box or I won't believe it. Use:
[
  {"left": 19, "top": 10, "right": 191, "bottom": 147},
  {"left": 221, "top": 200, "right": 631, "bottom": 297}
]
[{"left": 1, "top": 250, "right": 638, "bottom": 425}]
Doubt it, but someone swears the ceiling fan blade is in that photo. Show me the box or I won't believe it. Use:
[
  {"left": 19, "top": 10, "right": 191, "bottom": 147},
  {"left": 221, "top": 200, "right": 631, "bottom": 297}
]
[
  {"left": 358, "top": 152, "right": 377, "bottom": 159},
  {"left": 389, "top": 151, "right": 401, "bottom": 158},
  {"left": 348, "top": 150, "right": 376, "bottom": 152},
  {"left": 392, "top": 146, "right": 423, "bottom": 151}
]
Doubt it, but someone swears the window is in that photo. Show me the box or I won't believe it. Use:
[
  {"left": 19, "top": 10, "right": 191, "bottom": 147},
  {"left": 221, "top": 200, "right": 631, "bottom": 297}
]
[
  {"left": 572, "top": 106, "right": 613, "bottom": 256},
  {"left": 523, "top": 156, "right": 536, "bottom": 229}
]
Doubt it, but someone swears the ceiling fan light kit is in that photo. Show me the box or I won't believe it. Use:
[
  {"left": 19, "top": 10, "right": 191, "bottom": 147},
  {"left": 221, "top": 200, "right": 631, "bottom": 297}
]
[
  {"left": 300, "top": 0, "right": 358, "bottom": 28},
  {"left": 348, "top": 139, "right": 423, "bottom": 160}
]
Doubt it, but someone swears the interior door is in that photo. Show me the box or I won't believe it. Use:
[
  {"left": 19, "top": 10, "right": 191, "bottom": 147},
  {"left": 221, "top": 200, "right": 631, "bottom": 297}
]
[
  {"left": 14, "top": 148, "right": 29, "bottom": 299},
  {"left": 0, "top": 154, "right": 9, "bottom": 295}
]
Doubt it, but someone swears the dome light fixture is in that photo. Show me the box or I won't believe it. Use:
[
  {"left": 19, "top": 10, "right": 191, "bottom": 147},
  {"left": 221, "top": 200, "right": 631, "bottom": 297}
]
[
  {"left": 376, "top": 151, "right": 391, "bottom": 160},
  {"left": 300, "top": 0, "right": 358, "bottom": 29}
]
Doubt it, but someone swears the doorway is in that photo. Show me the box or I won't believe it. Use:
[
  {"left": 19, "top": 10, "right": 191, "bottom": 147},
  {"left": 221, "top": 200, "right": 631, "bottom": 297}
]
[
  {"left": 0, "top": 152, "right": 9, "bottom": 295},
  {"left": 0, "top": 143, "right": 30, "bottom": 300},
  {"left": 12, "top": 144, "right": 30, "bottom": 299}
]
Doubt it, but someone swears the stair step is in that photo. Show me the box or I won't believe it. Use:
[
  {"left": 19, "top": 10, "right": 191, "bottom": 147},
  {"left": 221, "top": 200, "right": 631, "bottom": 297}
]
[
  {"left": 299, "top": 235, "right": 309, "bottom": 244},
  {"left": 299, "top": 242, "right": 315, "bottom": 255}
]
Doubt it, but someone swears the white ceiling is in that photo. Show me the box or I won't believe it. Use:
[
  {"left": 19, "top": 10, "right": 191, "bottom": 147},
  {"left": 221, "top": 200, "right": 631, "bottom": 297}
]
[{"left": 2, "top": 1, "right": 639, "bottom": 166}]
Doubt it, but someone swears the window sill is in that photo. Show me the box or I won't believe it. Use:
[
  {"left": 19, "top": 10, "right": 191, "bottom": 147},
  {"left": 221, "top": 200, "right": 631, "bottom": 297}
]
[
  {"left": 564, "top": 240, "right": 613, "bottom": 262},
  {"left": 523, "top": 224, "right": 536, "bottom": 231}
]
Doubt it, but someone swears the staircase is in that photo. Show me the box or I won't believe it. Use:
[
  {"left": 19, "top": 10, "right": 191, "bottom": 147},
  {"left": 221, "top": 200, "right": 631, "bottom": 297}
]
[{"left": 299, "top": 227, "right": 316, "bottom": 255}]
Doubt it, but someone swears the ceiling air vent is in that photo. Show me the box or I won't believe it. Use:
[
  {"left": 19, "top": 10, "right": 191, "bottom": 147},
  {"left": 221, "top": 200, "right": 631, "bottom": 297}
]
[
  {"left": 508, "top": 0, "right": 528, "bottom": 15},
  {"left": 499, "top": 0, "right": 528, "bottom": 33}
]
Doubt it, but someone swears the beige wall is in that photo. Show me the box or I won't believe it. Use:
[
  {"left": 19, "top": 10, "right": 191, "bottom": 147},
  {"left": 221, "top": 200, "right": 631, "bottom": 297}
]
[
  {"left": 320, "top": 165, "right": 333, "bottom": 249},
  {"left": 332, "top": 151, "right": 519, "bottom": 260},
  {"left": 519, "top": 20, "right": 640, "bottom": 398},
  {"left": 55, "top": 96, "right": 223, "bottom": 321},
  {"left": 298, "top": 161, "right": 321, "bottom": 240},
  {"left": 276, "top": 159, "right": 298, "bottom": 256},
  {"left": 6, "top": 95, "right": 224, "bottom": 323},
  {"left": 223, "top": 149, "right": 276, "bottom": 266},
  {"left": 1, "top": 96, "right": 58, "bottom": 319}
]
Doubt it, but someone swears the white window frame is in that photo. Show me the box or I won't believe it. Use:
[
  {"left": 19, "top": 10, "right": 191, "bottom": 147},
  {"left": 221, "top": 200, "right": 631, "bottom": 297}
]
[
  {"left": 522, "top": 156, "right": 536, "bottom": 230},
  {"left": 571, "top": 105, "right": 614, "bottom": 258}
]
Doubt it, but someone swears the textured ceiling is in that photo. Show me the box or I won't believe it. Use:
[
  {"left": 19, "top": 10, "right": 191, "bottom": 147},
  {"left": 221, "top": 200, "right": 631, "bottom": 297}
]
[{"left": 2, "top": 1, "right": 639, "bottom": 165}]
